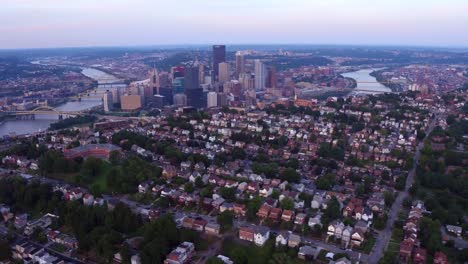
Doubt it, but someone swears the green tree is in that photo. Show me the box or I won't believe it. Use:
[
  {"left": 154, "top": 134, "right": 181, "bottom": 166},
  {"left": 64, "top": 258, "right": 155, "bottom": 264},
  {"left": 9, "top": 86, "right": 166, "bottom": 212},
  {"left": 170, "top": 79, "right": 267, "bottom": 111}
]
[
  {"left": 280, "top": 197, "right": 294, "bottom": 210},
  {"left": 217, "top": 211, "right": 234, "bottom": 232}
]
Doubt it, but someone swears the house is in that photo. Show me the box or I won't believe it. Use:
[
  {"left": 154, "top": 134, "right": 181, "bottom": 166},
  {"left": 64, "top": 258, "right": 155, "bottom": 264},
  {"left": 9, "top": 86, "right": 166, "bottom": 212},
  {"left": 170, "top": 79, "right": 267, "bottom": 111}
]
[
  {"left": 341, "top": 226, "right": 353, "bottom": 248},
  {"left": 351, "top": 230, "right": 365, "bottom": 247},
  {"left": 257, "top": 204, "right": 271, "bottom": 218},
  {"left": 138, "top": 181, "right": 152, "bottom": 193},
  {"left": 182, "top": 217, "right": 195, "bottom": 229},
  {"left": 308, "top": 214, "right": 322, "bottom": 229},
  {"left": 239, "top": 226, "right": 255, "bottom": 242},
  {"left": 354, "top": 220, "right": 368, "bottom": 234},
  {"left": 269, "top": 208, "right": 282, "bottom": 221},
  {"left": 82, "top": 194, "right": 94, "bottom": 206},
  {"left": 327, "top": 221, "right": 344, "bottom": 239},
  {"left": 205, "top": 222, "right": 221, "bottom": 236},
  {"left": 233, "top": 203, "right": 247, "bottom": 217},
  {"left": 330, "top": 257, "right": 352, "bottom": 264},
  {"left": 15, "top": 214, "right": 28, "bottom": 229},
  {"left": 433, "top": 252, "right": 448, "bottom": 264},
  {"left": 298, "top": 245, "right": 316, "bottom": 260},
  {"left": 94, "top": 197, "right": 104, "bottom": 206},
  {"left": 164, "top": 241, "right": 195, "bottom": 264},
  {"left": 192, "top": 219, "right": 207, "bottom": 232},
  {"left": 399, "top": 239, "right": 414, "bottom": 263},
  {"left": 275, "top": 232, "right": 289, "bottom": 247},
  {"left": 446, "top": 225, "right": 462, "bottom": 237},
  {"left": 311, "top": 194, "right": 323, "bottom": 209},
  {"left": 281, "top": 210, "right": 295, "bottom": 222},
  {"left": 360, "top": 207, "right": 373, "bottom": 223},
  {"left": 288, "top": 233, "right": 301, "bottom": 248},
  {"left": 294, "top": 213, "right": 307, "bottom": 225},
  {"left": 254, "top": 227, "right": 270, "bottom": 246},
  {"left": 413, "top": 248, "right": 427, "bottom": 264},
  {"left": 259, "top": 186, "right": 273, "bottom": 197}
]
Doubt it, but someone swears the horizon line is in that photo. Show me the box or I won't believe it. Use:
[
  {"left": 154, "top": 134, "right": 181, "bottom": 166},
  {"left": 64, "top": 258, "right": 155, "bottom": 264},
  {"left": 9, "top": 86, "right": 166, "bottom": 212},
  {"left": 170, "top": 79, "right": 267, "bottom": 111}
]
[{"left": 1, "top": 42, "right": 468, "bottom": 52}]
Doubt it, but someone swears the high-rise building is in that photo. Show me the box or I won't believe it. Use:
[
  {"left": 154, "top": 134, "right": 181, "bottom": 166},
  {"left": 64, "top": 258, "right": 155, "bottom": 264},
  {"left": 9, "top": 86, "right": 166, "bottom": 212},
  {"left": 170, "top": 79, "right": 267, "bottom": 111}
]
[
  {"left": 103, "top": 90, "right": 113, "bottom": 112},
  {"left": 158, "top": 72, "right": 171, "bottom": 90},
  {"left": 111, "top": 88, "right": 121, "bottom": 104},
  {"left": 149, "top": 68, "right": 159, "bottom": 94},
  {"left": 235, "top": 52, "right": 245, "bottom": 77},
  {"left": 185, "top": 88, "right": 205, "bottom": 108},
  {"left": 207, "top": 91, "right": 218, "bottom": 108},
  {"left": 266, "top": 66, "right": 277, "bottom": 88},
  {"left": 217, "top": 93, "right": 228, "bottom": 107},
  {"left": 218, "top": 62, "right": 230, "bottom": 83},
  {"left": 173, "top": 93, "right": 187, "bottom": 106},
  {"left": 171, "top": 66, "right": 185, "bottom": 79},
  {"left": 159, "top": 87, "right": 173, "bottom": 105},
  {"left": 212, "top": 45, "right": 226, "bottom": 81},
  {"left": 255, "top": 60, "right": 266, "bottom": 91},
  {"left": 239, "top": 73, "right": 255, "bottom": 91},
  {"left": 121, "top": 95, "right": 142, "bottom": 111},
  {"left": 184, "top": 66, "right": 200, "bottom": 90},
  {"left": 173, "top": 77, "right": 185, "bottom": 94},
  {"left": 198, "top": 64, "right": 205, "bottom": 85}
]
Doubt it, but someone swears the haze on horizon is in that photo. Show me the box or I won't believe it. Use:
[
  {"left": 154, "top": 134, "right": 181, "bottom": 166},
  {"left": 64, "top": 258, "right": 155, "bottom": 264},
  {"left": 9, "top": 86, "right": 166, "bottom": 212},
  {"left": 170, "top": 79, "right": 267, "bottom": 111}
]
[{"left": 1, "top": 0, "right": 468, "bottom": 49}]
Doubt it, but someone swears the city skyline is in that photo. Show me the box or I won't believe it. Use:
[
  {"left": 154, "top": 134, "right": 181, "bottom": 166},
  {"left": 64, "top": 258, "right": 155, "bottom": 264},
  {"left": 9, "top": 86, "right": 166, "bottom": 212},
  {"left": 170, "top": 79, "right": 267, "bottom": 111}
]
[{"left": 1, "top": 0, "right": 468, "bottom": 49}]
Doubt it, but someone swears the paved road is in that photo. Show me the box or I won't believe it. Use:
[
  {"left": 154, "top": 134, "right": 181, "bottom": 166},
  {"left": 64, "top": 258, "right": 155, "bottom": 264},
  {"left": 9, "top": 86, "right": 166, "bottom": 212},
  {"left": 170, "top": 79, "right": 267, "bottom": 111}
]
[{"left": 367, "top": 113, "right": 439, "bottom": 263}]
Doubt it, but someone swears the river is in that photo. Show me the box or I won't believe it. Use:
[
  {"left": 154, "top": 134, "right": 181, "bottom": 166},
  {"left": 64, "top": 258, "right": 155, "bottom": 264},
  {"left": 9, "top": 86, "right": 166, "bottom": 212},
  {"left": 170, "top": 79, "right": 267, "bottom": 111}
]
[
  {"left": 0, "top": 68, "right": 126, "bottom": 137},
  {"left": 342, "top": 68, "right": 391, "bottom": 95}
]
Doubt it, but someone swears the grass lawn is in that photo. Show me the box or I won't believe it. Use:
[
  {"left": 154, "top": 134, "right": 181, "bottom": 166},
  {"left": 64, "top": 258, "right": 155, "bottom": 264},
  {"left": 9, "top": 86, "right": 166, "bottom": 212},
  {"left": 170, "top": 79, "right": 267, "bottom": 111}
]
[
  {"left": 387, "top": 241, "right": 400, "bottom": 253},
  {"left": 357, "top": 236, "right": 376, "bottom": 254}
]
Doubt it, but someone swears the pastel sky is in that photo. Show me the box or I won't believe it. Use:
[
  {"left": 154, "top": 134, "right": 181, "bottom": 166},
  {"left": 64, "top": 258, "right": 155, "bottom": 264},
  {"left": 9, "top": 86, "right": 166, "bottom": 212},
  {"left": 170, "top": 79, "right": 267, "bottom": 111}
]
[{"left": 1, "top": 0, "right": 468, "bottom": 49}]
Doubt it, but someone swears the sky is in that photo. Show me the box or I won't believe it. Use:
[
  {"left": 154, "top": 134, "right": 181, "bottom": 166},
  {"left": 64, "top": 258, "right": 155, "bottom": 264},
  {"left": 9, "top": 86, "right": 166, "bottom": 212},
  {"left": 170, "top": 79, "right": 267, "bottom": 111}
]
[{"left": 1, "top": 0, "right": 468, "bottom": 49}]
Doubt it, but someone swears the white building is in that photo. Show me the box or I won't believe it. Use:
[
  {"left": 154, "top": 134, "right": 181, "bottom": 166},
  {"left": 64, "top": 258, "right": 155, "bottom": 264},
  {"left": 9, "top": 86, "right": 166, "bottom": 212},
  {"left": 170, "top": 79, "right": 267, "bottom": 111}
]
[
  {"left": 207, "top": 92, "right": 218, "bottom": 108},
  {"left": 103, "top": 90, "right": 113, "bottom": 112},
  {"left": 254, "top": 59, "right": 266, "bottom": 90}
]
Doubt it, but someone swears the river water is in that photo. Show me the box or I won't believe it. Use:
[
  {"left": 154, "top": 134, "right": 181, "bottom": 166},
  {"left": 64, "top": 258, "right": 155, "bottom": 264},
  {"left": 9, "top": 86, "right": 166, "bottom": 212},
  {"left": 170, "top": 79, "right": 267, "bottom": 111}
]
[
  {"left": 342, "top": 68, "right": 391, "bottom": 95},
  {"left": 0, "top": 68, "right": 125, "bottom": 137}
]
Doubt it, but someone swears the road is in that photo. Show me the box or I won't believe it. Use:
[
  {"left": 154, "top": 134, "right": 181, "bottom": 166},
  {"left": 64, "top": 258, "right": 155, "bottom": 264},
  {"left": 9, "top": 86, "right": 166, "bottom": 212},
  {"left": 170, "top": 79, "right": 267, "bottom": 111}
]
[{"left": 367, "top": 112, "right": 440, "bottom": 263}]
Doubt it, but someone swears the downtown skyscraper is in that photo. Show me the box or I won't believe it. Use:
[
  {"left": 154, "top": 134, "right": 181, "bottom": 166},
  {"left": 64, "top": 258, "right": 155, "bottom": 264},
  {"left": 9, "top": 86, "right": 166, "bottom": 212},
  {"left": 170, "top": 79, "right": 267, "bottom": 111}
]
[
  {"left": 212, "top": 45, "right": 226, "bottom": 82},
  {"left": 254, "top": 59, "right": 266, "bottom": 91}
]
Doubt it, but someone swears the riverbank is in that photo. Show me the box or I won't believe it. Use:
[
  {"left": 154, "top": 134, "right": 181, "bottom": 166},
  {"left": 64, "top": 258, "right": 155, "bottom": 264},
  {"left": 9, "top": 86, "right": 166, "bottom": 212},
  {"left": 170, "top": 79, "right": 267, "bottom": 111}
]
[{"left": 0, "top": 67, "right": 122, "bottom": 137}]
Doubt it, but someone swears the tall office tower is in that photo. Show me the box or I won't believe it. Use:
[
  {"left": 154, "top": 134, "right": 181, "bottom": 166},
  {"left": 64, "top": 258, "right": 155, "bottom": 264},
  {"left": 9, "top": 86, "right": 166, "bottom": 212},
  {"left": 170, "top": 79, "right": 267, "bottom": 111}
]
[
  {"left": 198, "top": 64, "right": 205, "bottom": 85},
  {"left": 255, "top": 60, "right": 266, "bottom": 91},
  {"left": 144, "top": 86, "right": 154, "bottom": 101},
  {"left": 103, "top": 90, "right": 113, "bottom": 112},
  {"left": 173, "top": 93, "right": 187, "bottom": 106},
  {"left": 138, "top": 85, "right": 146, "bottom": 103},
  {"left": 185, "top": 88, "right": 205, "bottom": 108},
  {"left": 171, "top": 66, "right": 185, "bottom": 79},
  {"left": 149, "top": 68, "right": 160, "bottom": 94},
  {"left": 158, "top": 72, "right": 171, "bottom": 90},
  {"left": 235, "top": 52, "right": 245, "bottom": 77},
  {"left": 207, "top": 91, "right": 218, "bottom": 108},
  {"left": 212, "top": 45, "right": 226, "bottom": 81},
  {"left": 218, "top": 62, "right": 230, "bottom": 83},
  {"left": 173, "top": 77, "right": 185, "bottom": 94},
  {"left": 239, "top": 73, "right": 254, "bottom": 91},
  {"left": 266, "top": 66, "right": 277, "bottom": 88},
  {"left": 159, "top": 87, "right": 173, "bottom": 105},
  {"left": 184, "top": 66, "right": 200, "bottom": 90},
  {"left": 111, "top": 88, "right": 121, "bottom": 104},
  {"left": 217, "top": 93, "right": 228, "bottom": 107}
]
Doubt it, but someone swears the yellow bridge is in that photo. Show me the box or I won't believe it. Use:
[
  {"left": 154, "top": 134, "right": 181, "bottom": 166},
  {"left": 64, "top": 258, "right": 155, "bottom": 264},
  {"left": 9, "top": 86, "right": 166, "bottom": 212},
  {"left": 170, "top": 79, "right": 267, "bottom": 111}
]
[{"left": 1, "top": 106, "right": 85, "bottom": 117}]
